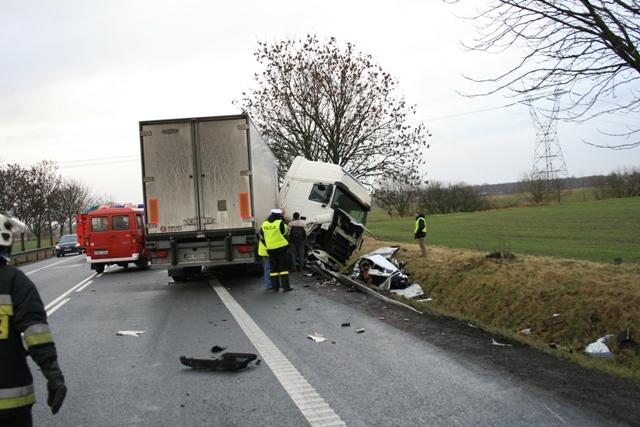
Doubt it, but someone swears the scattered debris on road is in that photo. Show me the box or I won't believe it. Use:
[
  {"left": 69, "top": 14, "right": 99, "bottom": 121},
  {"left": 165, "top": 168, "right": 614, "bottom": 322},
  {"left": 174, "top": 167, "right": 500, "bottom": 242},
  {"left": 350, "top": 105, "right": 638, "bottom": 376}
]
[
  {"left": 210, "top": 345, "right": 226, "bottom": 353},
  {"left": 467, "top": 323, "right": 478, "bottom": 328},
  {"left": 116, "top": 330, "right": 145, "bottom": 337},
  {"left": 585, "top": 335, "right": 614, "bottom": 358},
  {"left": 518, "top": 328, "right": 532, "bottom": 336},
  {"left": 491, "top": 338, "right": 512, "bottom": 347},
  {"left": 341, "top": 322, "right": 351, "bottom": 328},
  {"left": 356, "top": 328, "right": 365, "bottom": 334},
  {"left": 180, "top": 353, "right": 258, "bottom": 371},
  {"left": 307, "top": 333, "right": 327, "bottom": 343}
]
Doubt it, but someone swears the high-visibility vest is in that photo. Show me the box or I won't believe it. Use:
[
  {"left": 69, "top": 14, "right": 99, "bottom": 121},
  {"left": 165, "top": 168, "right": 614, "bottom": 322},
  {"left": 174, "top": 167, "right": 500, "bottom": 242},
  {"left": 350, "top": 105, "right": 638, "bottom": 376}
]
[
  {"left": 258, "top": 239, "right": 268, "bottom": 257},
  {"left": 261, "top": 219, "right": 288, "bottom": 250},
  {"left": 414, "top": 217, "right": 426, "bottom": 234}
]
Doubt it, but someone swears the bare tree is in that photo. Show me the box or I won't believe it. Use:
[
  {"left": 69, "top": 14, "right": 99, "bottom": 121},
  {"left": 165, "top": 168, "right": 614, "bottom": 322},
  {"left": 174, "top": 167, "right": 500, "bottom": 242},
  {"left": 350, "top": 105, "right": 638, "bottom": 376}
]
[
  {"left": 238, "top": 35, "right": 430, "bottom": 182},
  {"left": 55, "top": 179, "right": 94, "bottom": 236},
  {"left": 453, "top": 0, "right": 640, "bottom": 149},
  {"left": 519, "top": 170, "right": 548, "bottom": 203},
  {"left": 374, "top": 177, "right": 421, "bottom": 217},
  {"left": 24, "top": 161, "right": 61, "bottom": 248}
]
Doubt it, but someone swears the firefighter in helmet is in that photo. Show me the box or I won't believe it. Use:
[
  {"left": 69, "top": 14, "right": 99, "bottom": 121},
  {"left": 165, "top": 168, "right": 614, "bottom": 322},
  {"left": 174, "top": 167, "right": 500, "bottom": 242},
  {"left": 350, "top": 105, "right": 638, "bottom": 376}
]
[{"left": 0, "top": 212, "right": 67, "bottom": 426}]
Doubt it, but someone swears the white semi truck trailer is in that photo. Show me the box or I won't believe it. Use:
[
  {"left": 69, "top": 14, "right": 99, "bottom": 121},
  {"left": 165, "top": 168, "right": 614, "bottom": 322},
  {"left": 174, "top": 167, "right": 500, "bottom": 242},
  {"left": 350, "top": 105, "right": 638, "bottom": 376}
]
[{"left": 139, "top": 114, "right": 278, "bottom": 281}]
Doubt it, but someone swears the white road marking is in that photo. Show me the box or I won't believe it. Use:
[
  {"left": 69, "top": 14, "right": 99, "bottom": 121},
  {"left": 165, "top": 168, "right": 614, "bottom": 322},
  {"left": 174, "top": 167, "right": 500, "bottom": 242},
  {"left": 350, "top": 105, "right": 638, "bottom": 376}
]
[
  {"left": 24, "top": 257, "right": 78, "bottom": 276},
  {"left": 45, "top": 273, "right": 96, "bottom": 311},
  {"left": 544, "top": 405, "right": 567, "bottom": 425},
  {"left": 46, "top": 298, "right": 70, "bottom": 316},
  {"left": 210, "top": 278, "right": 346, "bottom": 427},
  {"left": 75, "top": 280, "right": 94, "bottom": 293}
]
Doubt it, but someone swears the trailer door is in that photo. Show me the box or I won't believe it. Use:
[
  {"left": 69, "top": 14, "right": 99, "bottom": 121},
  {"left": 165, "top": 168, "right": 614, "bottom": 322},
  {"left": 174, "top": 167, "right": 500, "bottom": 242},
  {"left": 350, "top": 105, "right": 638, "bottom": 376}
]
[
  {"left": 141, "top": 121, "right": 198, "bottom": 234},
  {"left": 196, "top": 118, "right": 252, "bottom": 230}
]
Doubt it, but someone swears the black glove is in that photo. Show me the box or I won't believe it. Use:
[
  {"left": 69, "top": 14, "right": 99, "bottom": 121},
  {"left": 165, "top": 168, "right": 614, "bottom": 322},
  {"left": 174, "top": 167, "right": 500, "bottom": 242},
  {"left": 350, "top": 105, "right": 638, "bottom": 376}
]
[{"left": 47, "top": 378, "right": 67, "bottom": 415}]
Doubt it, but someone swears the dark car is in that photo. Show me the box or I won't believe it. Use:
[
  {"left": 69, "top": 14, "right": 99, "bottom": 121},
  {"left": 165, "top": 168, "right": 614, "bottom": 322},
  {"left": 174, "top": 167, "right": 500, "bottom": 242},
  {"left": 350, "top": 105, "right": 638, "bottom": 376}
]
[{"left": 56, "top": 234, "right": 83, "bottom": 257}]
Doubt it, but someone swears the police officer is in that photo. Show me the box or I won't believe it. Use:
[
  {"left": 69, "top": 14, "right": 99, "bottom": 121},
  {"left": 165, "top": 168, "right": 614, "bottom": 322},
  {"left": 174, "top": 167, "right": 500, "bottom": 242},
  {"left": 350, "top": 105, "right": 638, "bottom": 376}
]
[
  {"left": 414, "top": 210, "right": 427, "bottom": 257},
  {"left": 260, "top": 209, "right": 292, "bottom": 292},
  {"left": 0, "top": 213, "right": 67, "bottom": 426}
]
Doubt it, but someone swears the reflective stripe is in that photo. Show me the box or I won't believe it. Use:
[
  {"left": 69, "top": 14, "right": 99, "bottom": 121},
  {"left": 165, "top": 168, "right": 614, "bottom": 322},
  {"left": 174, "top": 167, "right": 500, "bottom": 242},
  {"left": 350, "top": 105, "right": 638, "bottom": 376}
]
[
  {"left": 23, "top": 323, "right": 51, "bottom": 337},
  {"left": 270, "top": 272, "right": 281, "bottom": 277},
  {"left": 0, "top": 385, "right": 34, "bottom": 399},
  {"left": 0, "top": 294, "right": 12, "bottom": 304},
  {"left": 0, "top": 385, "right": 35, "bottom": 409},
  {"left": 24, "top": 332, "right": 54, "bottom": 347},
  {"left": 280, "top": 271, "right": 289, "bottom": 276},
  {"left": 0, "top": 304, "right": 13, "bottom": 316},
  {"left": 0, "top": 393, "right": 36, "bottom": 410}
]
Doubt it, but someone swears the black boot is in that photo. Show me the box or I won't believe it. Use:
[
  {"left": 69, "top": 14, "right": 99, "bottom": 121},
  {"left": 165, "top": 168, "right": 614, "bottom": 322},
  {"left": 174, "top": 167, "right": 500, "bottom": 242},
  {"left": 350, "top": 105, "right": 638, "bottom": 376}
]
[
  {"left": 281, "top": 274, "right": 293, "bottom": 292},
  {"left": 270, "top": 275, "right": 279, "bottom": 292}
]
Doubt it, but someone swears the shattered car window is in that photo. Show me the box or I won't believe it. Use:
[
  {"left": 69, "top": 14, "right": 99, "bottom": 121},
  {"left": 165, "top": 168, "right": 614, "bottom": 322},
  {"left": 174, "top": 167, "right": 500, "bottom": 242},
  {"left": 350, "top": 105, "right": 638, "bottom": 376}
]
[{"left": 331, "top": 187, "right": 368, "bottom": 224}]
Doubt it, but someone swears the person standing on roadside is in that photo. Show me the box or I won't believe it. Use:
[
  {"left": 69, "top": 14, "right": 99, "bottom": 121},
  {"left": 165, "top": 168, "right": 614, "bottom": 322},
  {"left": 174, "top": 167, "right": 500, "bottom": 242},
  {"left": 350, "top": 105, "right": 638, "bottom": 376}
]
[
  {"left": 287, "top": 212, "right": 307, "bottom": 272},
  {"left": 414, "top": 210, "right": 427, "bottom": 257},
  {"left": 260, "top": 209, "right": 293, "bottom": 292},
  {"left": 257, "top": 237, "right": 273, "bottom": 290},
  {"left": 0, "top": 212, "right": 67, "bottom": 427}
]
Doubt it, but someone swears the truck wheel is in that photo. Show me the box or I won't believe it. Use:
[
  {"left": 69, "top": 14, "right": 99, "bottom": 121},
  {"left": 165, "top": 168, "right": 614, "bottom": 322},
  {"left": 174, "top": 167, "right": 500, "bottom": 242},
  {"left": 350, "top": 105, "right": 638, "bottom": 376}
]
[
  {"left": 93, "top": 264, "right": 105, "bottom": 274},
  {"left": 137, "top": 258, "right": 150, "bottom": 270}
]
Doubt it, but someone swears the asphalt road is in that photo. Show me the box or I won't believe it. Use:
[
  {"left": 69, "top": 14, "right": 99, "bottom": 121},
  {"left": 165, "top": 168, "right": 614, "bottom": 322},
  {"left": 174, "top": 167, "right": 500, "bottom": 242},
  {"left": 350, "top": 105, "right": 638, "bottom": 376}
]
[{"left": 16, "top": 255, "right": 638, "bottom": 426}]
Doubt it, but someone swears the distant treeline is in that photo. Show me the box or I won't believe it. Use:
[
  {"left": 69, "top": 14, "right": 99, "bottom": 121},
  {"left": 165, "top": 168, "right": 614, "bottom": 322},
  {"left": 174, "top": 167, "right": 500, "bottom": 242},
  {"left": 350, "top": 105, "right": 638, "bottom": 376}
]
[{"left": 375, "top": 169, "right": 640, "bottom": 216}]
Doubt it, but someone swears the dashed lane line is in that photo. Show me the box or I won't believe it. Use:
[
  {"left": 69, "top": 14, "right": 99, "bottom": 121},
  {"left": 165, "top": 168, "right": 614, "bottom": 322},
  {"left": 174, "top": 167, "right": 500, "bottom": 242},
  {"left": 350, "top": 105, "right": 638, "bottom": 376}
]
[
  {"left": 210, "top": 278, "right": 346, "bottom": 427},
  {"left": 45, "top": 273, "right": 96, "bottom": 312},
  {"left": 24, "top": 257, "right": 79, "bottom": 276}
]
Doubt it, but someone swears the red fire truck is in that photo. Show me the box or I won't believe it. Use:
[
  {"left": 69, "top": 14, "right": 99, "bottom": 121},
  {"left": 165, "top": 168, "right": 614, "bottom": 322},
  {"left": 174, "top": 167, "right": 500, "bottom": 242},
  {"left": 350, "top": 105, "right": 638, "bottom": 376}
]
[{"left": 82, "top": 206, "right": 149, "bottom": 274}]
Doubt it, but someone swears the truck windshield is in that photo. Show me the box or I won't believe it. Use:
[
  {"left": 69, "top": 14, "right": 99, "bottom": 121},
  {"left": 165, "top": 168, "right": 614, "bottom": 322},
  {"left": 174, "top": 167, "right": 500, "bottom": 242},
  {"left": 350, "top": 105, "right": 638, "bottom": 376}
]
[{"left": 331, "top": 187, "right": 368, "bottom": 224}]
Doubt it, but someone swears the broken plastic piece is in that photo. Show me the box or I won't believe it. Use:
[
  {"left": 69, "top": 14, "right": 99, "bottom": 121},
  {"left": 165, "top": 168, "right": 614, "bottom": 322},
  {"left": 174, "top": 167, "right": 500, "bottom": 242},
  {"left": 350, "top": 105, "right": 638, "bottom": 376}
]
[
  {"left": 491, "top": 338, "right": 512, "bottom": 347},
  {"left": 356, "top": 328, "right": 365, "bottom": 334},
  {"left": 116, "top": 330, "right": 145, "bottom": 337},
  {"left": 210, "top": 346, "right": 226, "bottom": 353},
  {"left": 307, "top": 333, "right": 327, "bottom": 343},
  {"left": 180, "top": 353, "right": 258, "bottom": 371},
  {"left": 518, "top": 328, "right": 532, "bottom": 336},
  {"left": 390, "top": 283, "right": 424, "bottom": 299},
  {"left": 341, "top": 322, "right": 351, "bottom": 328},
  {"left": 585, "top": 335, "right": 614, "bottom": 358}
]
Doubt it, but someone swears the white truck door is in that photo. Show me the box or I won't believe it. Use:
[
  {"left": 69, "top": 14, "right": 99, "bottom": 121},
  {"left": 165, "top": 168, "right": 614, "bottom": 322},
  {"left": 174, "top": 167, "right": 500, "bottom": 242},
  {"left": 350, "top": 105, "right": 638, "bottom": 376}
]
[
  {"left": 141, "top": 121, "right": 198, "bottom": 234},
  {"left": 196, "top": 118, "right": 252, "bottom": 230}
]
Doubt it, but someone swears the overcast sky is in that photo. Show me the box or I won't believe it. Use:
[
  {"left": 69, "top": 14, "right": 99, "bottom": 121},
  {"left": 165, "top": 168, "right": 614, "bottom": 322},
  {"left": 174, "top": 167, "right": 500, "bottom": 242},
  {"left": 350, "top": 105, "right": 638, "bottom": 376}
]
[{"left": 1, "top": 0, "right": 638, "bottom": 203}]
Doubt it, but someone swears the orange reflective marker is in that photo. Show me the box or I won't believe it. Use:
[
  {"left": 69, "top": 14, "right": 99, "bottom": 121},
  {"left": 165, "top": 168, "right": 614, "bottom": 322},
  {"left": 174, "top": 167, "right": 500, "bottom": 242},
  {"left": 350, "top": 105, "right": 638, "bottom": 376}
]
[
  {"left": 239, "top": 192, "right": 250, "bottom": 218},
  {"left": 148, "top": 198, "right": 159, "bottom": 224}
]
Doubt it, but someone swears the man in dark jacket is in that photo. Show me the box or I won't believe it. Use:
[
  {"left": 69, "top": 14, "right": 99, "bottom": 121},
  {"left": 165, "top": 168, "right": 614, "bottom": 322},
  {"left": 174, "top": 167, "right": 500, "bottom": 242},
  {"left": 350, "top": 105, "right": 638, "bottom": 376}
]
[
  {"left": 0, "top": 212, "right": 67, "bottom": 426},
  {"left": 287, "top": 212, "right": 307, "bottom": 272},
  {"left": 414, "top": 211, "right": 427, "bottom": 257},
  {"left": 260, "top": 209, "right": 293, "bottom": 292}
]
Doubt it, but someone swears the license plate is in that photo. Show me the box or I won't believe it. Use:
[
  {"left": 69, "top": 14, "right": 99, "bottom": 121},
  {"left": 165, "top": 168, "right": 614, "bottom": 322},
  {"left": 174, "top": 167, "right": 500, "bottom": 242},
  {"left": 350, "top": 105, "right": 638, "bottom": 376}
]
[
  {"left": 184, "top": 252, "right": 208, "bottom": 261},
  {"left": 95, "top": 250, "right": 108, "bottom": 255}
]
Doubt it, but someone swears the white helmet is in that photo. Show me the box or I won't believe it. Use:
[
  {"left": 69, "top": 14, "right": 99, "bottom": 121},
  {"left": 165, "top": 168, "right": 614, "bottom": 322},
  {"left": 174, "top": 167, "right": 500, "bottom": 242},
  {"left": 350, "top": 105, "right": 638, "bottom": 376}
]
[{"left": 0, "top": 213, "right": 14, "bottom": 247}]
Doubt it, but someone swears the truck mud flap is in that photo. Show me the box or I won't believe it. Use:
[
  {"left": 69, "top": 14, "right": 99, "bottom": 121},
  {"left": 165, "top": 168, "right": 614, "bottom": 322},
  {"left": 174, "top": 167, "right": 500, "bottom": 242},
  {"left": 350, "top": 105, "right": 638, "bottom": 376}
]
[{"left": 170, "top": 239, "right": 178, "bottom": 266}]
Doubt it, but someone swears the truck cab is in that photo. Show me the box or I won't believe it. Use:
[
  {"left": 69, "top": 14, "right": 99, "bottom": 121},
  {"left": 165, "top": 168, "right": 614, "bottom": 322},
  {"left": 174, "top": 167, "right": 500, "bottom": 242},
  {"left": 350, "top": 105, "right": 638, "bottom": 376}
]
[
  {"left": 84, "top": 206, "right": 149, "bottom": 274},
  {"left": 278, "top": 156, "right": 371, "bottom": 269}
]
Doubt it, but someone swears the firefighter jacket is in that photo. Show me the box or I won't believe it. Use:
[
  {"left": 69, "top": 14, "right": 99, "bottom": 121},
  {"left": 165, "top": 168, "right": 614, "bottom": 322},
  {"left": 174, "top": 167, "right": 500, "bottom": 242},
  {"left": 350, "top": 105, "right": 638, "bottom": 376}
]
[
  {"left": 0, "top": 263, "right": 59, "bottom": 414},
  {"left": 260, "top": 215, "right": 288, "bottom": 250},
  {"left": 414, "top": 215, "right": 426, "bottom": 239}
]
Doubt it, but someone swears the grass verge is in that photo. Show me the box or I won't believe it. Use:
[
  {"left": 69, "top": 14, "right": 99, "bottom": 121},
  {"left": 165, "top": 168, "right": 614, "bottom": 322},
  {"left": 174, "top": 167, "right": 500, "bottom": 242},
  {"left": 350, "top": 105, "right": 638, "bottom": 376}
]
[{"left": 354, "top": 237, "right": 640, "bottom": 383}]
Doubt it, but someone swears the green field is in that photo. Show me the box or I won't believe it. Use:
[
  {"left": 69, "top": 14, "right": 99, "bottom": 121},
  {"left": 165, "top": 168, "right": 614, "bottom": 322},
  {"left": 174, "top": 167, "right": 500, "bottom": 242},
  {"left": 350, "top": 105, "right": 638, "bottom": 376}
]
[{"left": 367, "top": 197, "right": 640, "bottom": 263}]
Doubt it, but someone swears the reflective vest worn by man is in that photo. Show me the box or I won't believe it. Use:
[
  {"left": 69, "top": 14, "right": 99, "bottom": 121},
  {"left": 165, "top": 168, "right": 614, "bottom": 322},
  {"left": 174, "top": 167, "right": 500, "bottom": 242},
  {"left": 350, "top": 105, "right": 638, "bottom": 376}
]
[
  {"left": 260, "top": 208, "right": 292, "bottom": 292},
  {"left": 414, "top": 211, "right": 427, "bottom": 257},
  {"left": 0, "top": 213, "right": 67, "bottom": 426}
]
